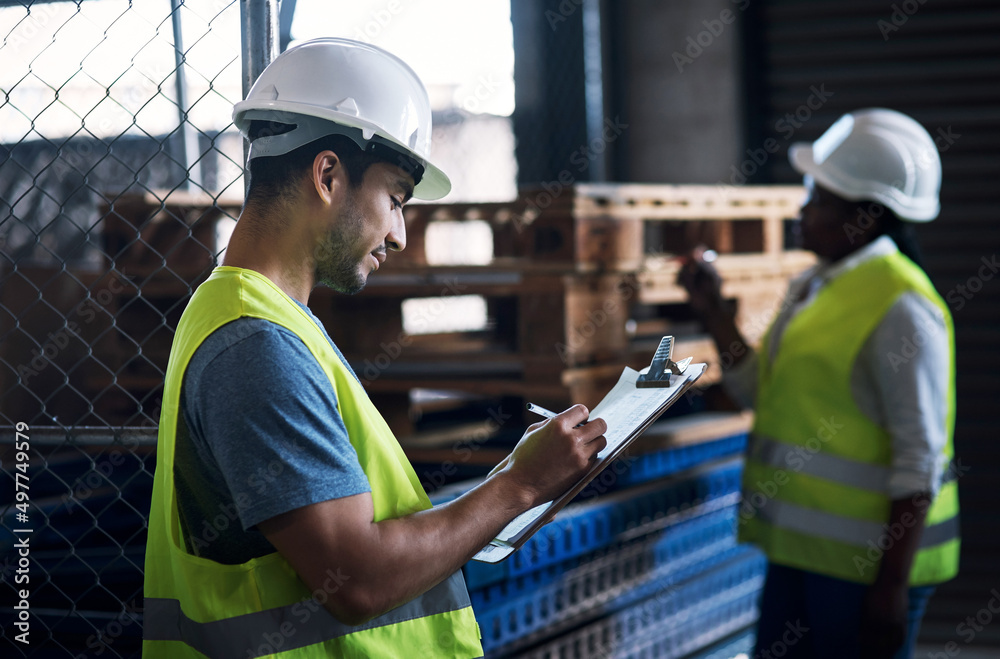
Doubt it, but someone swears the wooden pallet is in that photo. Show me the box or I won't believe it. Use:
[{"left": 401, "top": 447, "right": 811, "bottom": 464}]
[
  {"left": 310, "top": 267, "right": 635, "bottom": 369},
  {"left": 324, "top": 184, "right": 809, "bottom": 435},
  {"left": 399, "top": 183, "right": 806, "bottom": 271}
]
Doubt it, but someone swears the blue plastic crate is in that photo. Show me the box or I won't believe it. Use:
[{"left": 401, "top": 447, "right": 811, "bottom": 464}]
[
  {"left": 685, "top": 625, "right": 757, "bottom": 659},
  {"left": 622, "top": 588, "right": 759, "bottom": 659},
  {"left": 475, "top": 512, "right": 748, "bottom": 651},
  {"left": 581, "top": 433, "right": 747, "bottom": 494},
  {"left": 464, "top": 457, "right": 743, "bottom": 590},
  {"left": 429, "top": 434, "right": 747, "bottom": 508},
  {"left": 495, "top": 546, "right": 766, "bottom": 658},
  {"left": 471, "top": 505, "right": 739, "bottom": 612}
]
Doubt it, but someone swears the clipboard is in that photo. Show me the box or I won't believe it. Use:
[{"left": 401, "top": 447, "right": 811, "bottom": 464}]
[{"left": 473, "top": 337, "right": 707, "bottom": 564}]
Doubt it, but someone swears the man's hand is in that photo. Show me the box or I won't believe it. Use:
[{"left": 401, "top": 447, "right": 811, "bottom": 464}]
[
  {"left": 259, "top": 405, "right": 605, "bottom": 625},
  {"left": 500, "top": 404, "right": 607, "bottom": 508},
  {"left": 859, "top": 578, "right": 909, "bottom": 658}
]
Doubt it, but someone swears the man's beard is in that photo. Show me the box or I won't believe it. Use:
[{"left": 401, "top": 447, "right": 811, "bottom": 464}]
[{"left": 313, "top": 194, "right": 371, "bottom": 295}]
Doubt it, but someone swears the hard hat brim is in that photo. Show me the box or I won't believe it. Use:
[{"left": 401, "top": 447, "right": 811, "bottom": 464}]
[
  {"left": 788, "top": 142, "right": 939, "bottom": 222},
  {"left": 234, "top": 100, "right": 452, "bottom": 201},
  {"left": 413, "top": 161, "right": 451, "bottom": 201}
]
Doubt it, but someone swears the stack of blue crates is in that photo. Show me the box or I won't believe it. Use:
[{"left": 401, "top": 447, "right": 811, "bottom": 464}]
[
  {"left": 432, "top": 427, "right": 764, "bottom": 658},
  {"left": 2, "top": 423, "right": 760, "bottom": 657}
]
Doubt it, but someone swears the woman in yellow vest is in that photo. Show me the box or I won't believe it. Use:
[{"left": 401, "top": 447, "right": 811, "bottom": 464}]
[{"left": 681, "top": 109, "right": 959, "bottom": 659}]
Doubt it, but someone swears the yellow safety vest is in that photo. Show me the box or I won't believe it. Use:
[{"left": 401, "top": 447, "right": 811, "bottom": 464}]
[
  {"left": 143, "top": 266, "right": 483, "bottom": 658},
  {"left": 739, "top": 250, "right": 959, "bottom": 585}
]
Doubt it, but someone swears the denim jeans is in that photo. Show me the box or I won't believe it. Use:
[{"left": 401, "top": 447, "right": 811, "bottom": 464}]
[{"left": 753, "top": 562, "right": 936, "bottom": 659}]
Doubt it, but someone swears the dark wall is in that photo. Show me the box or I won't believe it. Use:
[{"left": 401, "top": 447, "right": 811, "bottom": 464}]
[{"left": 742, "top": 0, "right": 1000, "bottom": 649}]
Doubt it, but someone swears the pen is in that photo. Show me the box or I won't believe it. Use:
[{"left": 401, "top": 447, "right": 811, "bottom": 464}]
[
  {"left": 526, "top": 402, "right": 590, "bottom": 428},
  {"left": 526, "top": 402, "right": 558, "bottom": 419}
]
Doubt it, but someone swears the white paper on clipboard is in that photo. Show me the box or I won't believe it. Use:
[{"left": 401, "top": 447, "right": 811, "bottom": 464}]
[{"left": 472, "top": 362, "right": 706, "bottom": 563}]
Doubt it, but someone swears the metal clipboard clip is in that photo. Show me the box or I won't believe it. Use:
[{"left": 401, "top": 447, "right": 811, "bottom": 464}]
[{"left": 635, "top": 336, "right": 693, "bottom": 388}]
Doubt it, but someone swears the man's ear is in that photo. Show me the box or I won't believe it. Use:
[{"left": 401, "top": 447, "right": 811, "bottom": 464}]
[{"left": 312, "top": 150, "right": 346, "bottom": 206}]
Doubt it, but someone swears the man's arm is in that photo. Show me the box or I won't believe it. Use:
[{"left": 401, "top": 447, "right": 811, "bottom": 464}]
[{"left": 259, "top": 405, "right": 607, "bottom": 625}]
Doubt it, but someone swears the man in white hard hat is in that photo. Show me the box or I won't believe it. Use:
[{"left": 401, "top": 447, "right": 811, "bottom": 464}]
[
  {"left": 143, "top": 38, "right": 607, "bottom": 658},
  {"left": 681, "top": 108, "right": 959, "bottom": 659}
]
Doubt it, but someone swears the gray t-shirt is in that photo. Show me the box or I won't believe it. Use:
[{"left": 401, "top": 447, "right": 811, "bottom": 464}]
[{"left": 175, "top": 299, "right": 371, "bottom": 564}]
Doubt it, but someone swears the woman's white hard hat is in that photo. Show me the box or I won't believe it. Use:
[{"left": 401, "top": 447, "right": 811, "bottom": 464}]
[
  {"left": 788, "top": 108, "right": 941, "bottom": 222},
  {"left": 233, "top": 37, "right": 451, "bottom": 200}
]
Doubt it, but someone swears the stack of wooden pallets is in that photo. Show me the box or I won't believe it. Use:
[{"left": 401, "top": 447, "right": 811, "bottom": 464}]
[
  {"left": 65, "top": 182, "right": 813, "bottom": 435},
  {"left": 0, "top": 182, "right": 812, "bottom": 430},
  {"left": 306, "top": 182, "right": 812, "bottom": 440}
]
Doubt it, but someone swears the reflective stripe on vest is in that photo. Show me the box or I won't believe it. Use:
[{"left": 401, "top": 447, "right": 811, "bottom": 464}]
[
  {"left": 749, "top": 433, "right": 959, "bottom": 494},
  {"left": 144, "top": 571, "right": 472, "bottom": 659},
  {"left": 753, "top": 498, "right": 960, "bottom": 550}
]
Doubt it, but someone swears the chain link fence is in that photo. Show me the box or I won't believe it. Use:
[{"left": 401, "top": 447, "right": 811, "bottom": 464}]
[
  {"left": 1, "top": 1, "right": 243, "bottom": 654},
  {"left": 0, "top": 1, "right": 517, "bottom": 655}
]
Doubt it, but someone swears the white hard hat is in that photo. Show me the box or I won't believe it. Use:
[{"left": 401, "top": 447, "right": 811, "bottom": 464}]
[
  {"left": 788, "top": 108, "right": 941, "bottom": 221},
  {"left": 233, "top": 38, "right": 451, "bottom": 200}
]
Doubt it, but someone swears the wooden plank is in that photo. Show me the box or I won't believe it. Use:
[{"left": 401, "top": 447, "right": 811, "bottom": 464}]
[
  {"left": 567, "top": 183, "right": 806, "bottom": 220},
  {"left": 574, "top": 216, "right": 644, "bottom": 270},
  {"left": 762, "top": 215, "right": 786, "bottom": 256},
  {"left": 524, "top": 274, "right": 631, "bottom": 366},
  {"left": 326, "top": 271, "right": 639, "bottom": 368},
  {"left": 357, "top": 362, "right": 630, "bottom": 411}
]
